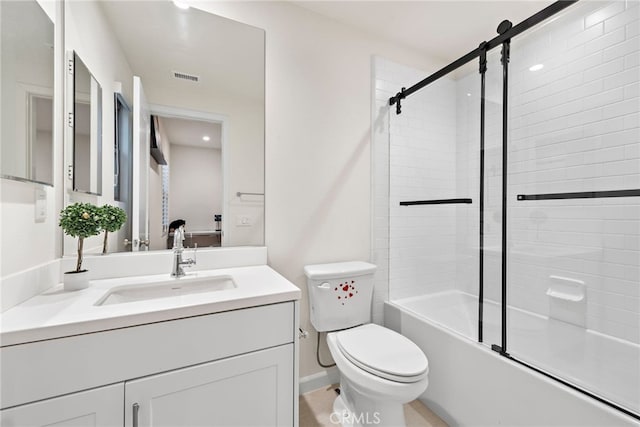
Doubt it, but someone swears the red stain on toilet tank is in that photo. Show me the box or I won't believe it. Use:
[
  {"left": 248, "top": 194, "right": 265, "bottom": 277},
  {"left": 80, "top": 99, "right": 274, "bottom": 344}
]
[{"left": 334, "top": 281, "right": 357, "bottom": 303}]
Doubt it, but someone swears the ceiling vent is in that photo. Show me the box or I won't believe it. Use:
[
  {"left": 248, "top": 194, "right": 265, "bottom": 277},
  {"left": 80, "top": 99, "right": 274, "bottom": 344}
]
[{"left": 172, "top": 71, "right": 199, "bottom": 82}]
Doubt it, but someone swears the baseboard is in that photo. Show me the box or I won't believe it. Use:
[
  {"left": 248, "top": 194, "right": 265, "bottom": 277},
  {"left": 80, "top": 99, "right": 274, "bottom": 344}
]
[{"left": 299, "top": 368, "right": 340, "bottom": 395}]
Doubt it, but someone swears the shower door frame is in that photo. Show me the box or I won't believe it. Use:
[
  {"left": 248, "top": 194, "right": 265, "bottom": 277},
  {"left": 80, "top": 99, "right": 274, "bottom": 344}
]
[{"left": 388, "top": 0, "right": 640, "bottom": 421}]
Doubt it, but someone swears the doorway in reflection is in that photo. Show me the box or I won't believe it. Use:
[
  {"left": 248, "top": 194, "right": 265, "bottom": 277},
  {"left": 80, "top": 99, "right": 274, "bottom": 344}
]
[{"left": 149, "top": 115, "right": 223, "bottom": 251}]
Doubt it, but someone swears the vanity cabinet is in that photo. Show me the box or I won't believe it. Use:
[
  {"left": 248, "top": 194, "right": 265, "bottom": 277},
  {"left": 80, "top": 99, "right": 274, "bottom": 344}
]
[
  {"left": 1, "top": 302, "right": 297, "bottom": 426},
  {"left": 0, "top": 384, "right": 123, "bottom": 427},
  {"left": 125, "top": 345, "right": 293, "bottom": 426}
]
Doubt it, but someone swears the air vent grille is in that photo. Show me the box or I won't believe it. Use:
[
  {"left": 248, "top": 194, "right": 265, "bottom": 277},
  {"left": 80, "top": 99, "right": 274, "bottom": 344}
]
[{"left": 172, "top": 71, "right": 199, "bottom": 82}]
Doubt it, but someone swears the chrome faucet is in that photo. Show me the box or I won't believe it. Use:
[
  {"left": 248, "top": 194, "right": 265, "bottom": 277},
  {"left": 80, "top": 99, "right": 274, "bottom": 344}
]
[{"left": 171, "top": 225, "right": 196, "bottom": 277}]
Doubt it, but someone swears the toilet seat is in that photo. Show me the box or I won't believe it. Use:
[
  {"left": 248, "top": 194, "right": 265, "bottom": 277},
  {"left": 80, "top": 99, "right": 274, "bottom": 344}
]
[{"left": 335, "top": 324, "right": 428, "bottom": 383}]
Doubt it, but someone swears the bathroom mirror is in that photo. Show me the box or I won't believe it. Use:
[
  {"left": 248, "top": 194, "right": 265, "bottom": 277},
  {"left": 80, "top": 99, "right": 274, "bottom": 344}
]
[
  {"left": 72, "top": 52, "right": 102, "bottom": 195},
  {"left": 0, "top": 0, "right": 55, "bottom": 186},
  {"left": 63, "top": 1, "right": 264, "bottom": 255}
]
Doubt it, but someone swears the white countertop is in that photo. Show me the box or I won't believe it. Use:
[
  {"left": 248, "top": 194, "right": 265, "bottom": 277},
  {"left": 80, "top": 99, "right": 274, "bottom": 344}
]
[{"left": 0, "top": 265, "right": 300, "bottom": 347}]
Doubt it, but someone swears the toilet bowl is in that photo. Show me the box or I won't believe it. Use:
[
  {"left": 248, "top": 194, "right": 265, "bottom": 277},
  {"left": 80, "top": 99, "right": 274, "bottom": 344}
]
[
  {"left": 327, "top": 324, "right": 429, "bottom": 427},
  {"left": 304, "top": 262, "right": 429, "bottom": 427}
]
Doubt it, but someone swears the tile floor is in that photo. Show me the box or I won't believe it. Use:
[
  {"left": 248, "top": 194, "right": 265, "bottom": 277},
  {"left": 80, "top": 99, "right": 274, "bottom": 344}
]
[{"left": 299, "top": 385, "right": 448, "bottom": 427}]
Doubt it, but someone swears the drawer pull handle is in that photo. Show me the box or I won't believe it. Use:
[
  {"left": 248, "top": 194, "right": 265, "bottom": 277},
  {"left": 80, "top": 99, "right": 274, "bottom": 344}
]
[{"left": 133, "top": 403, "right": 140, "bottom": 427}]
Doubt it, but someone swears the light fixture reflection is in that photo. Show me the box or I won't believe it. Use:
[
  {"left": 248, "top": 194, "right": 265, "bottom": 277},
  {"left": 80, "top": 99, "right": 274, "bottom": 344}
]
[
  {"left": 173, "top": 1, "right": 190, "bottom": 10},
  {"left": 202, "top": 135, "right": 210, "bottom": 141},
  {"left": 529, "top": 63, "right": 544, "bottom": 72}
]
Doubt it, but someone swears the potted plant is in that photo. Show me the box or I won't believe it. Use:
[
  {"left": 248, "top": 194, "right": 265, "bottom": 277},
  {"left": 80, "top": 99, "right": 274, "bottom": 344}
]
[
  {"left": 59, "top": 202, "right": 101, "bottom": 291},
  {"left": 98, "top": 204, "right": 127, "bottom": 254}
]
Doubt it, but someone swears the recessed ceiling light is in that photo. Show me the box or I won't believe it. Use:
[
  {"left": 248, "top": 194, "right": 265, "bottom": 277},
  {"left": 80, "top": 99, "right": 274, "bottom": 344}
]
[
  {"left": 529, "top": 64, "right": 544, "bottom": 72},
  {"left": 466, "top": 93, "right": 471, "bottom": 97},
  {"left": 202, "top": 135, "right": 210, "bottom": 141},
  {"left": 172, "top": 1, "right": 190, "bottom": 10}
]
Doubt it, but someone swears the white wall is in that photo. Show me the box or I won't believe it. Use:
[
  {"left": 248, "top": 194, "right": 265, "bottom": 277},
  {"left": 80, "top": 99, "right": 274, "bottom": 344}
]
[
  {"left": 1, "top": 0, "right": 61, "bottom": 288},
  {"left": 193, "top": 1, "right": 442, "bottom": 379},
  {"left": 169, "top": 144, "right": 222, "bottom": 231},
  {"left": 63, "top": 0, "right": 134, "bottom": 256}
]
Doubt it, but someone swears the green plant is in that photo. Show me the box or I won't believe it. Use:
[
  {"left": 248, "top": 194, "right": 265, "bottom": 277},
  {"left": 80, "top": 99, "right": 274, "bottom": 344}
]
[
  {"left": 98, "top": 204, "right": 127, "bottom": 254},
  {"left": 59, "top": 202, "right": 101, "bottom": 272}
]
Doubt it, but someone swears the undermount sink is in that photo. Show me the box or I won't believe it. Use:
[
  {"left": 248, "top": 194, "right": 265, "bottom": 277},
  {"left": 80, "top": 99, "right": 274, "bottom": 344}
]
[{"left": 95, "top": 275, "right": 237, "bottom": 306}]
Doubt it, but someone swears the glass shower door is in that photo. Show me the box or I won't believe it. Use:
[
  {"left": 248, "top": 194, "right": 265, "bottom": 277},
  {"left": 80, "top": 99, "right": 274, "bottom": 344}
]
[{"left": 505, "top": 0, "right": 640, "bottom": 415}]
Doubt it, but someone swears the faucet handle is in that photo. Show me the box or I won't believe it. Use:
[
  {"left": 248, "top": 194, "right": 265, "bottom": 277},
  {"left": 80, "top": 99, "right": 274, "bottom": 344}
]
[{"left": 173, "top": 225, "right": 185, "bottom": 249}]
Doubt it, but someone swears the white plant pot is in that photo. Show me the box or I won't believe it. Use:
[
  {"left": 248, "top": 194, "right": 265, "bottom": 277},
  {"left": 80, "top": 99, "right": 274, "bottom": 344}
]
[{"left": 64, "top": 270, "right": 90, "bottom": 291}]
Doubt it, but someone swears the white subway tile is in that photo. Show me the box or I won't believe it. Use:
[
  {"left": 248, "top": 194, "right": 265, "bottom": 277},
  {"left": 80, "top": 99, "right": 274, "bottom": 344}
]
[
  {"left": 584, "top": 57, "right": 625, "bottom": 82},
  {"left": 603, "top": 36, "right": 640, "bottom": 63},
  {"left": 585, "top": 27, "right": 626, "bottom": 52},
  {"left": 601, "top": 128, "right": 638, "bottom": 147},
  {"left": 568, "top": 22, "right": 604, "bottom": 49},
  {"left": 625, "top": 143, "right": 640, "bottom": 158},
  {"left": 627, "top": 19, "right": 640, "bottom": 38},
  {"left": 585, "top": 2, "right": 626, "bottom": 28},
  {"left": 604, "top": 4, "right": 640, "bottom": 32},
  {"left": 625, "top": 50, "right": 640, "bottom": 69},
  {"left": 584, "top": 116, "right": 625, "bottom": 136},
  {"left": 604, "top": 65, "right": 640, "bottom": 89},
  {"left": 585, "top": 87, "right": 626, "bottom": 111},
  {"left": 602, "top": 98, "right": 640, "bottom": 118},
  {"left": 624, "top": 111, "right": 640, "bottom": 129},
  {"left": 566, "top": 79, "right": 604, "bottom": 103}
]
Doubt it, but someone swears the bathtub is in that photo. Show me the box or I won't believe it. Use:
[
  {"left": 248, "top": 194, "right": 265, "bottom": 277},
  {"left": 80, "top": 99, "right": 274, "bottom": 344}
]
[{"left": 384, "top": 290, "right": 639, "bottom": 426}]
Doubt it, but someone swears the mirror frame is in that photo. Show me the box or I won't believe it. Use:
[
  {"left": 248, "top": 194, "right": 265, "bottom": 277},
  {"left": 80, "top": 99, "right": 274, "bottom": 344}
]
[{"left": 70, "top": 51, "right": 102, "bottom": 195}]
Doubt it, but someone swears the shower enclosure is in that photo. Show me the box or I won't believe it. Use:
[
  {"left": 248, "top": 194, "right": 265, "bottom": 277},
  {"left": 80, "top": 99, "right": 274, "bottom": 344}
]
[{"left": 382, "top": 0, "right": 639, "bottom": 420}]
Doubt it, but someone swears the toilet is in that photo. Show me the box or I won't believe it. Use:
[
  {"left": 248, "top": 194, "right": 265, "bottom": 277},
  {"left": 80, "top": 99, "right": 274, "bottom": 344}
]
[{"left": 304, "top": 261, "right": 429, "bottom": 427}]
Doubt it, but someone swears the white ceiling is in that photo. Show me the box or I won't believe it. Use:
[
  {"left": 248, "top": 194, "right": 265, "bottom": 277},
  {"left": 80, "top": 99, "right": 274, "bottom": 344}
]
[
  {"left": 99, "top": 1, "right": 264, "bottom": 104},
  {"left": 293, "top": 1, "right": 554, "bottom": 63},
  {"left": 159, "top": 116, "right": 222, "bottom": 150}
]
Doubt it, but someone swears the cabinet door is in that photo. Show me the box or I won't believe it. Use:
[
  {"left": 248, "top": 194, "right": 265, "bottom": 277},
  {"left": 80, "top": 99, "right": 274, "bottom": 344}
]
[
  {"left": 125, "top": 344, "right": 293, "bottom": 427},
  {"left": 1, "top": 383, "right": 123, "bottom": 427}
]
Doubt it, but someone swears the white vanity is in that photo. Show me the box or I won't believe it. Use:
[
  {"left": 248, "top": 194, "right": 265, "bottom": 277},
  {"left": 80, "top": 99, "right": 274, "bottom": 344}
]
[{"left": 0, "top": 247, "right": 301, "bottom": 427}]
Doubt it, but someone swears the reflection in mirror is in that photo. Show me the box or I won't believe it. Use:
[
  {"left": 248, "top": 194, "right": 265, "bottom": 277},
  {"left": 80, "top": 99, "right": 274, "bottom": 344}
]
[
  {"left": 114, "top": 93, "right": 132, "bottom": 204},
  {"left": 73, "top": 52, "right": 102, "bottom": 194},
  {"left": 62, "top": 1, "right": 265, "bottom": 256},
  {"left": 156, "top": 116, "right": 223, "bottom": 250},
  {"left": 0, "top": 0, "right": 54, "bottom": 185}
]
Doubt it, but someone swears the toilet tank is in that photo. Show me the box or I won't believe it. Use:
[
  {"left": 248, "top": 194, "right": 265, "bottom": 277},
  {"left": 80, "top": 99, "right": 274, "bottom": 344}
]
[{"left": 304, "top": 261, "right": 377, "bottom": 332}]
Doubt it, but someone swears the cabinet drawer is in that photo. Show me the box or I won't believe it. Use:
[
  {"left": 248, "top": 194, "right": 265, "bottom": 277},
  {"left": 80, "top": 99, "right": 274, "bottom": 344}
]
[{"left": 1, "top": 302, "right": 294, "bottom": 409}]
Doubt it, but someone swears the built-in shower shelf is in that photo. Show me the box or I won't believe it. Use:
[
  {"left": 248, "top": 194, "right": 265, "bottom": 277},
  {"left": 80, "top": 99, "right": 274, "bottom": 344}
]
[
  {"left": 546, "top": 275, "right": 585, "bottom": 302},
  {"left": 546, "top": 289, "right": 584, "bottom": 302}
]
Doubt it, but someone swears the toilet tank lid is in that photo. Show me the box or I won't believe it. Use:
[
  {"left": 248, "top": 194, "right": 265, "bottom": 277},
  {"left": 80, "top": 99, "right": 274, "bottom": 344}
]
[{"left": 304, "top": 261, "right": 376, "bottom": 280}]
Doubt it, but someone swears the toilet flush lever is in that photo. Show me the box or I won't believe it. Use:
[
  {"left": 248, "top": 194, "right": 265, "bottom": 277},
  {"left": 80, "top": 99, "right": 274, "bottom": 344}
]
[{"left": 318, "top": 282, "right": 331, "bottom": 289}]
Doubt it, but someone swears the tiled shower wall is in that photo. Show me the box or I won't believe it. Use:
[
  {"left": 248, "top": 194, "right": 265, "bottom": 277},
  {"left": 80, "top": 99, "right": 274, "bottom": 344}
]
[
  {"left": 373, "top": 1, "right": 639, "bottom": 343},
  {"left": 506, "top": 0, "right": 639, "bottom": 343},
  {"left": 372, "top": 56, "right": 457, "bottom": 313},
  {"left": 457, "top": 0, "right": 640, "bottom": 343}
]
